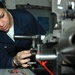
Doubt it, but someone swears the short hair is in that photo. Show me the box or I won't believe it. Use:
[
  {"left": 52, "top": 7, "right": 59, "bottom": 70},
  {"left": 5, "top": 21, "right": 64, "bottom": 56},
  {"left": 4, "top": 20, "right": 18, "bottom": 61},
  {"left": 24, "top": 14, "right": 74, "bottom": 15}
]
[{"left": 0, "top": 1, "right": 5, "bottom": 8}]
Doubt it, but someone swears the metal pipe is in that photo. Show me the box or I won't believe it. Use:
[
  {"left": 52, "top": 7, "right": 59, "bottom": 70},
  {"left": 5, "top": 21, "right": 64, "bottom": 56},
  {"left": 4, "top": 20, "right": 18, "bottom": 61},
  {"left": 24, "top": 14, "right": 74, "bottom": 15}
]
[
  {"left": 36, "top": 54, "right": 57, "bottom": 61},
  {"left": 14, "top": 35, "right": 39, "bottom": 39}
]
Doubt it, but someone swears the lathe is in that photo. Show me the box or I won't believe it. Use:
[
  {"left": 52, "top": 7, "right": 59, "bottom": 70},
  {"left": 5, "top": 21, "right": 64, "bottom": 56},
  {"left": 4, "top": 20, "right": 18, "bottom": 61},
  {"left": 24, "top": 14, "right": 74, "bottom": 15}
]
[
  {"left": 13, "top": 3, "right": 75, "bottom": 74},
  {"left": 14, "top": 25, "right": 75, "bottom": 75}
]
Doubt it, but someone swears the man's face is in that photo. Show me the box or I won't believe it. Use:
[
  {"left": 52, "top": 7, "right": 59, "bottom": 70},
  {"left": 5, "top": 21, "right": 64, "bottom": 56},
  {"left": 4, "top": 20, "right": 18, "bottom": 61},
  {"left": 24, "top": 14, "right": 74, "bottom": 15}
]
[{"left": 0, "top": 8, "right": 10, "bottom": 32}]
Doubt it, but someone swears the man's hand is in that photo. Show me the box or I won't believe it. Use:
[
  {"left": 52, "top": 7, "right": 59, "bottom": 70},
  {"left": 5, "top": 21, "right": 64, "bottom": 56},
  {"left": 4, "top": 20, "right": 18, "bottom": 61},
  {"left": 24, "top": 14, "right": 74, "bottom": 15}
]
[{"left": 12, "top": 50, "right": 31, "bottom": 68}]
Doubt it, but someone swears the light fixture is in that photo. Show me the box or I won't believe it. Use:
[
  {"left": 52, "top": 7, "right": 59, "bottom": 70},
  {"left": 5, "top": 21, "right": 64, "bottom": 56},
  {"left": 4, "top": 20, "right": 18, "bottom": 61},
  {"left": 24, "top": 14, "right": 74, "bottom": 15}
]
[
  {"left": 57, "top": 0, "right": 61, "bottom": 5},
  {"left": 71, "top": 2, "right": 74, "bottom": 9},
  {"left": 57, "top": 6, "right": 63, "bottom": 9}
]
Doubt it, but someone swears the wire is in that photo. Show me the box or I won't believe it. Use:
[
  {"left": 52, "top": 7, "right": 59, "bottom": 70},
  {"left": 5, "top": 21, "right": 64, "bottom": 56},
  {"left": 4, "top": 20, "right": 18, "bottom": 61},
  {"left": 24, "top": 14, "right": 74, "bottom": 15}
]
[{"left": 38, "top": 60, "right": 54, "bottom": 75}]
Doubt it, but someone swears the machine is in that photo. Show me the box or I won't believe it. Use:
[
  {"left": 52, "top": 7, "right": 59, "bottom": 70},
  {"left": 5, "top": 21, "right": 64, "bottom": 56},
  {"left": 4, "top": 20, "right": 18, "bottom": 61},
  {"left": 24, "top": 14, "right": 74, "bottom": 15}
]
[
  {"left": 13, "top": 1, "right": 75, "bottom": 75},
  {"left": 14, "top": 23, "right": 75, "bottom": 75}
]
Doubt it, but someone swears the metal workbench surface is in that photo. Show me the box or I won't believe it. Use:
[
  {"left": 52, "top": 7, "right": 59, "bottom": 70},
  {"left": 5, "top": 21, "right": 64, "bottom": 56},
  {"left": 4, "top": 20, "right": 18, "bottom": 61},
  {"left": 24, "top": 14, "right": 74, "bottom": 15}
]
[{"left": 0, "top": 69, "right": 35, "bottom": 75}]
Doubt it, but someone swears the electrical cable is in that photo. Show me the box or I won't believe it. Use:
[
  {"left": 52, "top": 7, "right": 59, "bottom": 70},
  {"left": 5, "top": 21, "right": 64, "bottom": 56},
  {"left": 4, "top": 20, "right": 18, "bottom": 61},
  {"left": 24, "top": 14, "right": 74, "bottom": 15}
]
[{"left": 38, "top": 60, "right": 54, "bottom": 75}]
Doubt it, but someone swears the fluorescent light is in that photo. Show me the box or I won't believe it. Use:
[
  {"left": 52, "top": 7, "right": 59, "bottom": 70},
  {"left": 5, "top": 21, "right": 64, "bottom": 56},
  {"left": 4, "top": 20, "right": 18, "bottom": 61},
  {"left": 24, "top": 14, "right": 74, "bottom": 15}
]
[
  {"left": 57, "top": 0, "right": 61, "bottom": 5},
  {"left": 57, "top": 6, "right": 63, "bottom": 9},
  {"left": 71, "top": 2, "right": 74, "bottom": 9}
]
